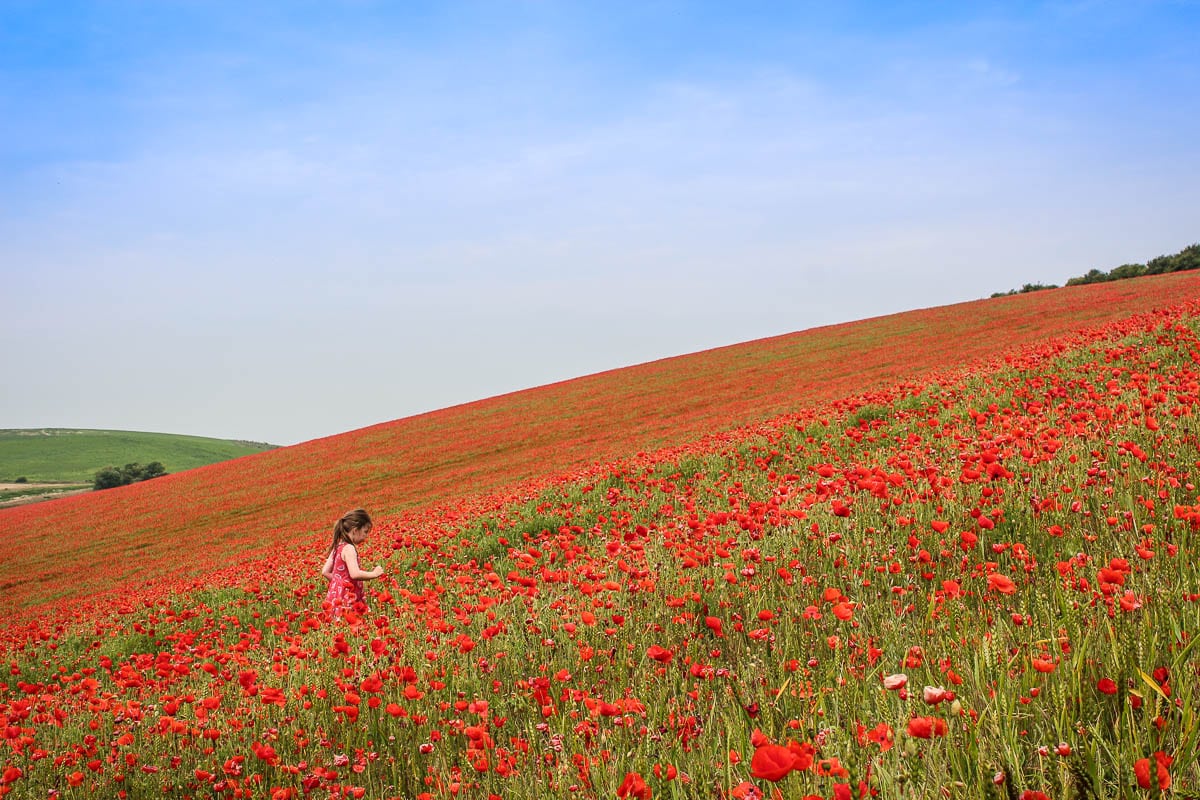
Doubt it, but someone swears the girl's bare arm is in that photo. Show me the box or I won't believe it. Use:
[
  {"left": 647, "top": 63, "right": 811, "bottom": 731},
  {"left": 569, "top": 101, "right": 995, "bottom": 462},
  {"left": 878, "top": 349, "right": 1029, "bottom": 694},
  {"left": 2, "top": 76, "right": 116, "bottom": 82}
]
[{"left": 341, "top": 544, "right": 384, "bottom": 580}]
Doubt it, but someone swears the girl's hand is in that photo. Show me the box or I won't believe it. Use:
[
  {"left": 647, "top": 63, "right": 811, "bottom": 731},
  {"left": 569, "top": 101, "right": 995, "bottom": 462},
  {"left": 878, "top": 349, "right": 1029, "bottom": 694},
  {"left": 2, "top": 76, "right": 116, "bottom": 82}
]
[{"left": 371, "top": 565, "right": 385, "bottom": 578}]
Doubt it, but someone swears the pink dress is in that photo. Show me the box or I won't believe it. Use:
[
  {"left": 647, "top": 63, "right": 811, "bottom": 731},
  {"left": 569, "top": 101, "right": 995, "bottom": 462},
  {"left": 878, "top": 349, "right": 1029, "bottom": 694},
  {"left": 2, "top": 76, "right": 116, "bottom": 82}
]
[{"left": 325, "top": 542, "right": 366, "bottom": 617}]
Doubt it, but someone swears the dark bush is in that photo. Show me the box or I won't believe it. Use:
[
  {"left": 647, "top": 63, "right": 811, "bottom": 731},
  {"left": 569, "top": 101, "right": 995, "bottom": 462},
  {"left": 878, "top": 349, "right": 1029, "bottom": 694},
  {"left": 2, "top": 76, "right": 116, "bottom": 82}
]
[{"left": 93, "top": 462, "right": 169, "bottom": 491}]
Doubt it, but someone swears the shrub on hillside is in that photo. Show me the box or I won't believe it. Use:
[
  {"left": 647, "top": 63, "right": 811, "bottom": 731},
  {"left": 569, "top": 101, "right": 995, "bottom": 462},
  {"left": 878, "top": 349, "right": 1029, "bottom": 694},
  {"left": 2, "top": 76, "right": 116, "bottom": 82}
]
[
  {"left": 1065, "top": 267, "right": 1111, "bottom": 286},
  {"left": 989, "top": 282, "right": 1057, "bottom": 298},
  {"left": 93, "top": 461, "right": 167, "bottom": 491}
]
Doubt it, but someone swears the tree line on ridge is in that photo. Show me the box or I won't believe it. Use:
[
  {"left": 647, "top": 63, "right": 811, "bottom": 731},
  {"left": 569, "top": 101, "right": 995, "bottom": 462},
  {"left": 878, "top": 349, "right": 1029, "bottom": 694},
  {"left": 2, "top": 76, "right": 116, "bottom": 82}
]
[{"left": 992, "top": 242, "right": 1199, "bottom": 297}]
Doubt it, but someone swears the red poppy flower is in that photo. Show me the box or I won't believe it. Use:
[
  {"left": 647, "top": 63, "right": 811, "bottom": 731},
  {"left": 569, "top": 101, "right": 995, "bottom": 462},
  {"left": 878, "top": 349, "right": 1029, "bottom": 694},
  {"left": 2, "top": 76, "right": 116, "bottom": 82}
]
[
  {"left": 1032, "top": 657, "right": 1056, "bottom": 673},
  {"left": 617, "top": 772, "right": 652, "bottom": 799},
  {"left": 751, "top": 743, "right": 800, "bottom": 782},
  {"left": 729, "top": 782, "right": 762, "bottom": 800},
  {"left": 788, "top": 740, "right": 815, "bottom": 772},
  {"left": 1119, "top": 591, "right": 1143, "bottom": 612},
  {"left": 1134, "top": 751, "right": 1172, "bottom": 790},
  {"left": 1134, "top": 757, "right": 1153, "bottom": 789},
  {"left": 857, "top": 721, "right": 894, "bottom": 752},
  {"left": 987, "top": 573, "right": 1017, "bottom": 595},
  {"left": 1097, "top": 678, "right": 1118, "bottom": 695},
  {"left": 646, "top": 645, "right": 673, "bottom": 663},
  {"left": 907, "top": 716, "right": 948, "bottom": 739}
]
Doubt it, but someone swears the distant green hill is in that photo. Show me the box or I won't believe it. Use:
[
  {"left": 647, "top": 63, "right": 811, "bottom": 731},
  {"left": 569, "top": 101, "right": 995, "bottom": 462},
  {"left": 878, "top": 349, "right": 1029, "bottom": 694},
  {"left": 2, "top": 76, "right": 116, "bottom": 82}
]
[{"left": 0, "top": 429, "right": 277, "bottom": 483}]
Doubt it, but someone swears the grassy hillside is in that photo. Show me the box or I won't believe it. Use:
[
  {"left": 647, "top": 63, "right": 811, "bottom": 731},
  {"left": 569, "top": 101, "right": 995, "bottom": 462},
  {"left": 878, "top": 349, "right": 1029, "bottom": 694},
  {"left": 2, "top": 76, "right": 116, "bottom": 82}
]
[
  {"left": 2, "top": 275, "right": 1198, "bottom": 798},
  {"left": 0, "top": 428, "right": 276, "bottom": 483},
  {"left": 1, "top": 272, "right": 1199, "bottom": 617}
]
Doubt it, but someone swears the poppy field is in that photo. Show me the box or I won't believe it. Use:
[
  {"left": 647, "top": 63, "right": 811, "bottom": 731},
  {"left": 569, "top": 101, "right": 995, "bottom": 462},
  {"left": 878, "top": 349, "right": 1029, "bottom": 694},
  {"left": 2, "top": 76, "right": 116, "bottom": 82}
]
[{"left": 2, "top": 276, "right": 1200, "bottom": 798}]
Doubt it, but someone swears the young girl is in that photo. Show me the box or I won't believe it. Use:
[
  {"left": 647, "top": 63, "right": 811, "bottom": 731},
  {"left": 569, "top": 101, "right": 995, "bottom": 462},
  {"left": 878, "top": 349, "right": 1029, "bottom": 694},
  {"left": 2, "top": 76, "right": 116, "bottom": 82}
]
[{"left": 321, "top": 508, "right": 385, "bottom": 618}]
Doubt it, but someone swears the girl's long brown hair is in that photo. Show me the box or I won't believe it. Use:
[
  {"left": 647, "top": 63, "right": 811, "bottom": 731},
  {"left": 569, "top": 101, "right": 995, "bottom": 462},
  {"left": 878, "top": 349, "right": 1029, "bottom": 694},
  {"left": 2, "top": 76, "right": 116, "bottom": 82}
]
[{"left": 329, "top": 508, "right": 372, "bottom": 553}]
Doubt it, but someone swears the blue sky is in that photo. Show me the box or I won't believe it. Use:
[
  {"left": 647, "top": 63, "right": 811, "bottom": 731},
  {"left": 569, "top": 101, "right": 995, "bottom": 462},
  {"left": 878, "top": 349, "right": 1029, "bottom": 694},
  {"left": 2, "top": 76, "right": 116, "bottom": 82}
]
[{"left": 3, "top": 1, "right": 1198, "bottom": 446}]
